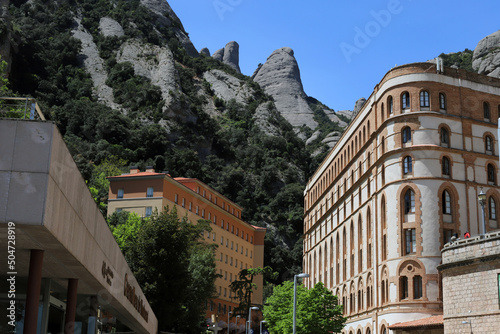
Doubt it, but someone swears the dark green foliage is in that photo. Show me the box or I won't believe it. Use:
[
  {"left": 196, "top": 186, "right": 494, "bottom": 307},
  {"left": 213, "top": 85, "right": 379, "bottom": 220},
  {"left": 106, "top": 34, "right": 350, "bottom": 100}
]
[
  {"left": 439, "top": 49, "right": 474, "bottom": 73},
  {"left": 109, "top": 208, "right": 219, "bottom": 333},
  {"left": 8, "top": 0, "right": 331, "bottom": 312}
]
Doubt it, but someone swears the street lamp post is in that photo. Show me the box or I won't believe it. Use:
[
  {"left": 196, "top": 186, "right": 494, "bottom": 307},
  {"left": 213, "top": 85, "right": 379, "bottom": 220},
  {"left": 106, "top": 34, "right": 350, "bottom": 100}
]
[
  {"left": 478, "top": 188, "right": 487, "bottom": 236},
  {"left": 228, "top": 311, "right": 232, "bottom": 334},
  {"left": 293, "top": 273, "right": 309, "bottom": 334},
  {"left": 247, "top": 306, "right": 259, "bottom": 334},
  {"left": 260, "top": 320, "right": 267, "bottom": 334},
  {"left": 235, "top": 315, "right": 240, "bottom": 334}
]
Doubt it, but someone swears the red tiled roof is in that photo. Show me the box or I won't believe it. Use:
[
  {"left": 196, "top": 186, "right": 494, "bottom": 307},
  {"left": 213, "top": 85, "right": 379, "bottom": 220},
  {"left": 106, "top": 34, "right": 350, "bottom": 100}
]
[
  {"left": 388, "top": 315, "right": 443, "bottom": 330},
  {"left": 108, "top": 171, "right": 168, "bottom": 178}
]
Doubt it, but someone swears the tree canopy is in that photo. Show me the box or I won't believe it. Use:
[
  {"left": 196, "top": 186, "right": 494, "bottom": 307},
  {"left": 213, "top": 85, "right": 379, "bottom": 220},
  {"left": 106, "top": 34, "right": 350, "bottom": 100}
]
[
  {"left": 263, "top": 281, "right": 346, "bottom": 334},
  {"left": 108, "top": 208, "right": 219, "bottom": 333}
]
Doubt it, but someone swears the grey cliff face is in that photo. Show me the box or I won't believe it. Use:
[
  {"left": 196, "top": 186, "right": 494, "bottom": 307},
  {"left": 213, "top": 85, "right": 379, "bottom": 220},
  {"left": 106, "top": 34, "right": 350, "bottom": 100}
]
[
  {"left": 353, "top": 97, "right": 366, "bottom": 116},
  {"left": 99, "top": 17, "right": 124, "bottom": 37},
  {"left": 210, "top": 42, "right": 241, "bottom": 73},
  {"left": 222, "top": 41, "right": 241, "bottom": 73},
  {"left": 200, "top": 48, "right": 210, "bottom": 56},
  {"left": 252, "top": 47, "right": 317, "bottom": 131},
  {"left": 212, "top": 48, "right": 224, "bottom": 61},
  {"left": 141, "top": 0, "right": 199, "bottom": 57},
  {"left": 473, "top": 30, "right": 500, "bottom": 79}
]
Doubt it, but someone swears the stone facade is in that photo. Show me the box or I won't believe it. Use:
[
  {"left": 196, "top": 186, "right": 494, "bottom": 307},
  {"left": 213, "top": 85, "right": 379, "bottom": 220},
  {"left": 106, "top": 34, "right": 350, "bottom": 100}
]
[
  {"left": 303, "top": 63, "right": 500, "bottom": 334},
  {"left": 439, "top": 231, "right": 500, "bottom": 333}
]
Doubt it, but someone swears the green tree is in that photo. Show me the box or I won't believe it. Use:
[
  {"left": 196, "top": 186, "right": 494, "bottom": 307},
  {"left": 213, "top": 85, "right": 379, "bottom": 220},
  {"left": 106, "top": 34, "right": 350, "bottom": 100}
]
[
  {"left": 263, "top": 281, "right": 346, "bottom": 334},
  {"left": 229, "top": 267, "right": 277, "bottom": 315},
  {"left": 110, "top": 207, "right": 219, "bottom": 333}
]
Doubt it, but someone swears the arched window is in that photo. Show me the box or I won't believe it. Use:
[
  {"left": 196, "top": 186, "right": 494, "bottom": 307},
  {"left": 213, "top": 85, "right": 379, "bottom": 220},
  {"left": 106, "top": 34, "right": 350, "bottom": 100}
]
[
  {"left": 381, "top": 136, "right": 385, "bottom": 154},
  {"left": 440, "top": 127, "right": 450, "bottom": 146},
  {"left": 439, "top": 93, "right": 446, "bottom": 110},
  {"left": 402, "top": 127, "right": 412, "bottom": 144},
  {"left": 442, "top": 190, "right": 451, "bottom": 214},
  {"left": 404, "top": 189, "right": 415, "bottom": 214},
  {"left": 381, "top": 103, "right": 385, "bottom": 121},
  {"left": 388, "top": 96, "right": 393, "bottom": 114},
  {"left": 402, "top": 92, "right": 410, "bottom": 110},
  {"left": 442, "top": 156, "right": 451, "bottom": 176},
  {"left": 485, "top": 135, "right": 494, "bottom": 152},
  {"left": 420, "top": 90, "right": 429, "bottom": 108},
  {"left": 403, "top": 156, "right": 412, "bottom": 175},
  {"left": 488, "top": 164, "right": 497, "bottom": 185},
  {"left": 484, "top": 102, "right": 491, "bottom": 120},
  {"left": 489, "top": 196, "right": 497, "bottom": 220}
]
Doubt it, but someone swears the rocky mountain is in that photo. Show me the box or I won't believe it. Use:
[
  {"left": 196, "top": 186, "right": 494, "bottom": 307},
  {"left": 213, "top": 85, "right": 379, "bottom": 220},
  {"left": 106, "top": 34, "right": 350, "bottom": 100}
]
[
  {"left": 472, "top": 30, "right": 500, "bottom": 78},
  {"left": 2, "top": 0, "right": 349, "bottom": 288}
]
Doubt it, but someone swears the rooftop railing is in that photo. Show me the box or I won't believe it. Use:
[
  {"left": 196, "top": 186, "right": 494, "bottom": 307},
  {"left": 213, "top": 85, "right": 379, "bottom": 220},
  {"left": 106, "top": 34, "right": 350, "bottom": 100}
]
[{"left": 0, "top": 97, "right": 45, "bottom": 120}]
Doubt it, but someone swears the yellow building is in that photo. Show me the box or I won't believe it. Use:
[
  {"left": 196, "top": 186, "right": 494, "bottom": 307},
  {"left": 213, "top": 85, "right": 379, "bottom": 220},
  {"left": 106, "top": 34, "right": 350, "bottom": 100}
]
[{"left": 107, "top": 168, "right": 266, "bottom": 331}]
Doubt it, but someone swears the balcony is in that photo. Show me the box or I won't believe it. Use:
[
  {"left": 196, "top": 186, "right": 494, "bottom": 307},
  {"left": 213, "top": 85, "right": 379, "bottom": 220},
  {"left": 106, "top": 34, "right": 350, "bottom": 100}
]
[{"left": 0, "top": 97, "right": 45, "bottom": 120}]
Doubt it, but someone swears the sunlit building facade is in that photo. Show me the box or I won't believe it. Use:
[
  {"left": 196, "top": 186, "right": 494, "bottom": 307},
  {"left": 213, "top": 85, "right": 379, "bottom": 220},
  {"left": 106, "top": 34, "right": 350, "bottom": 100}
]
[
  {"left": 303, "top": 63, "right": 500, "bottom": 333},
  {"left": 107, "top": 168, "right": 266, "bottom": 331}
]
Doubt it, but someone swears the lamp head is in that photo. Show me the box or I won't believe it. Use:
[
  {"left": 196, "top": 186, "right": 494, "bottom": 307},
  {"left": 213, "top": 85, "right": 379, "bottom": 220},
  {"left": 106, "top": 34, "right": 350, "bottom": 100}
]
[
  {"left": 478, "top": 188, "right": 487, "bottom": 205},
  {"left": 250, "top": 306, "right": 259, "bottom": 310},
  {"left": 295, "top": 273, "right": 310, "bottom": 278}
]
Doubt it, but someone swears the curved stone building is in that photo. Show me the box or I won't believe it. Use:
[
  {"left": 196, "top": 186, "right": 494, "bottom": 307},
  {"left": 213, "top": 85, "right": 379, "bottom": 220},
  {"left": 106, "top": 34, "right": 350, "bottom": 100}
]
[{"left": 303, "top": 62, "right": 500, "bottom": 333}]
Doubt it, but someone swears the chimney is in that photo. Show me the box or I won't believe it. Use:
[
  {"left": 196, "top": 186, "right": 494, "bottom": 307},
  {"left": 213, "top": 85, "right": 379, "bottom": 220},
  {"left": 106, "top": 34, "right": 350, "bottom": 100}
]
[
  {"left": 145, "top": 166, "right": 155, "bottom": 173},
  {"left": 130, "top": 166, "right": 140, "bottom": 174}
]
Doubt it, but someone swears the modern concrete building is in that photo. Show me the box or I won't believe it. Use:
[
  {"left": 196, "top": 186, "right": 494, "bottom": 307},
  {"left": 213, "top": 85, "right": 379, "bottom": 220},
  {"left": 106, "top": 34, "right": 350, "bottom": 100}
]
[
  {"left": 0, "top": 118, "right": 157, "bottom": 334},
  {"left": 107, "top": 169, "right": 266, "bottom": 332},
  {"left": 303, "top": 62, "right": 500, "bottom": 333},
  {"left": 439, "top": 230, "right": 500, "bottom": 333}
]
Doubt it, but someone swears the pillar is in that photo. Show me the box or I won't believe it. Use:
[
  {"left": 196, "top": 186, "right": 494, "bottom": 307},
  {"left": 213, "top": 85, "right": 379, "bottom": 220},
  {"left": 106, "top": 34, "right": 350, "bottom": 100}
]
[
  {"left": 64, "top": 279, "right": 78, "bottom": 334},
  {"left": 24, "top": 249, "right": 44, "bottom": 334}
]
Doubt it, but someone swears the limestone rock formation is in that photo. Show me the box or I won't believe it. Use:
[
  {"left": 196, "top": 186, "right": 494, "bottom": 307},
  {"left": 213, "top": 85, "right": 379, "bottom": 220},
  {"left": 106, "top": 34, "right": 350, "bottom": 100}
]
[
  {"left": 252, "top": 47, "right": 317, "bottom": 131},
  {"left": 99, "top": 17, "right": 124, "bottom": 37},
  {"left": 473, "top": 30, "right": 500, "bottom": 78},
  {"left": 222, "top": 41, "right": 241, "bottom": 73},
  {"left": 200, "top": 48, "right": 210, "bottom": 56},
  {"left": 211, "top": 42, "right": 241, "bottom": 73},
  {"left": 72, "top": 18, "right": 121, "bottom": 110},
  {"left": 203, "top": 69, "right": 252, "bottom": 104},
  {"left": 353, "top": 97, "right": 366, "bottom": 116},
  {"left": 325, "top": 109, "right": 348, "bottom": 128},
  {"left": 212, "top": 48, "right": 224, "bottom": 61},
  {"left": 140, "top": 0, "right": 198, "bottom": 57},
  {"left": 116, "top": 40, "right": 192, "bottom": 120}
]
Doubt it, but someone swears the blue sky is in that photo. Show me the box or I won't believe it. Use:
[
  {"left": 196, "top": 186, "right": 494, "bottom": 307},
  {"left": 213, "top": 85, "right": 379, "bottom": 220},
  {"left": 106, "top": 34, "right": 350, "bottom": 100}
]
[{"left": 168, "top": 0, "right": 500, "bottom": 111}]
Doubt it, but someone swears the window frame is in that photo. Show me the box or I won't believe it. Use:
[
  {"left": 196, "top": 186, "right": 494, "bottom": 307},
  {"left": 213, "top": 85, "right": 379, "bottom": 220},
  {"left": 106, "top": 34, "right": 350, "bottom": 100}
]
[
  {"left": 404, "top": 189, "right": 415, "bottom": 214},
  {"left": 117, "top": 188, "right": 124, "bottom": 199},
  {"left": 489, "top": 196, "right": 497, "bottom": 220},
  {"left": 484, "top": 102, "right": 491, "bottom": 120},
  {"left": 442, "top": 156, "right": 451, "bottom": 176},
  {"left": 405, "top": 228, "right": 416, "bottom": 254},
  {"left": 439, "top": 93, "right": 446, "bottom": 111},
  {"left": 403, "top": 156, "right": 413, "bottom": 175},
  {"left": 402, "top": 92, "right": 410, "bottom": 110},
  {"left": 419, "top": 91, "right": 430, "bottom": 109}
]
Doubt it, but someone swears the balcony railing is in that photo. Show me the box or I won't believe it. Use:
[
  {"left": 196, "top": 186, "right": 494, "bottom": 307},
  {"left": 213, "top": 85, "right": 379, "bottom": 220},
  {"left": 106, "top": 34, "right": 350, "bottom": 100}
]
[{"left": 0, "top": 97, "right": 45, "bottom": 120}]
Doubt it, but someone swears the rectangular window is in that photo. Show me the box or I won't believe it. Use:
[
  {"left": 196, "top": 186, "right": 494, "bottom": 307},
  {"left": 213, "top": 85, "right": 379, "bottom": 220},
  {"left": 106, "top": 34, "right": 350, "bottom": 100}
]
[
  {"left": 405, "top": 229, "right": 416, "bottom": 254},
  {"left": 382, "top": 235, "right": 387, "bottom": 261},
  {"left": 189, "top": 202, "right": 192, "bottom": 211},
  {"left": 147, "top": 187, "right": 154, "bottom": 197},
  {"left": 221, "top": 237, "right": 224, "bottom": 245},
  {"left": 196, "top": 206, "right": 199, "bottom": 215},
  {"left": 202, "top": 209, "right": 205, "bottom": 218},
  {"left": 145, "top": 207, "right": 152, "bottom": 217},
  {"left": 413, "top": 276, "right": 423, "bottom": 299},
  {"left": 182, "top": 198, "right": 185, "bottom": 208},
  {"left": 401, "top": 276, "right": 409, "bottom": 299},
  {"left": 117, "top": 188, "right": 124, "bottom": 199},
  {"left": 174, "top": 194, "right": 178, "bottom": 204}
]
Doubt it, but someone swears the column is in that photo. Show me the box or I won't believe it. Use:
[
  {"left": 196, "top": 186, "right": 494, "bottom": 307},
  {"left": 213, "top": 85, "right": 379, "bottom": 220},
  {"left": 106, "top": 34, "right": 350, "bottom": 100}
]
[
  {"left": 64, "top": 279, "right": 78, "bottom": 334},
  {"left": 24, "top": 249, "right": 44, "bottom": 334}
]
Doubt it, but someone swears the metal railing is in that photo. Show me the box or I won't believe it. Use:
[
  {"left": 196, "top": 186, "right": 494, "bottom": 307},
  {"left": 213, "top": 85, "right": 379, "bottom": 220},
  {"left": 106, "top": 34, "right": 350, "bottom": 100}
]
[{"left": 0, "top": 97, "right": 45, "bottom": 120}]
